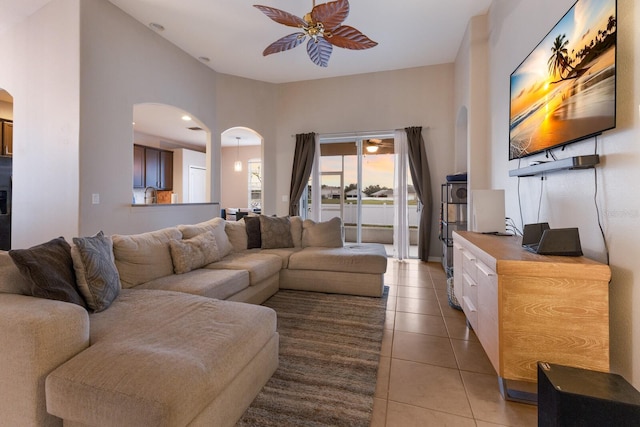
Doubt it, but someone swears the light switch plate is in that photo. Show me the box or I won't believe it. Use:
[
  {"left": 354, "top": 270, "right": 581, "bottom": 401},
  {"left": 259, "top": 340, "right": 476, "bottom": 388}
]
[{"left": 92, "top": 193, "right": 100, "bottom": 204}]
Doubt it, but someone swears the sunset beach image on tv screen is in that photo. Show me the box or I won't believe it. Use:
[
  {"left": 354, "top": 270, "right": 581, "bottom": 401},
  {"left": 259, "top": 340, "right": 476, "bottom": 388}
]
[{"left": 509, "top": 0, "right": 616, "bottom": 160}]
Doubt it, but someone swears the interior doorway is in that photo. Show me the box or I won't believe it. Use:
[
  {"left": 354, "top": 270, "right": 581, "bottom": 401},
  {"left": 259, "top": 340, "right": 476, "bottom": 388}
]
[{"left": 220, "top": 127, "right": 263, "bottom": 213}]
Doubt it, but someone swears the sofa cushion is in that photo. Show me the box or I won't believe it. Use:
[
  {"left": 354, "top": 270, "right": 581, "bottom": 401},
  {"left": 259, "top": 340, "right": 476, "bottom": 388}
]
[
  {"left": 112, "top": 227, "right": 181, "bottom": 288},
  {"left": 290, "top": 216, "right": 303, "bottom": 248},
  {"left": 302, "top": 217, "right": 344, "bottom": 248},
  {"left": 287, "top": 244, "right": 388, "bottom": 274},
  {"left": 169, "top": 231, "right": 220, "bottom": 274},
  {"left": 8, "top": 237, "right": 87, "bottom": 308},
  {"left": 204, "top": 252, "right": 282, "bottom": 285},
  {"left": 244, "top": 216, "right": 261, "bottom": 249},
  {"left": 134, "top": 268, "right": 249, "bottom": 300},
  {"left": 46, "top": 289, "right": 277, "bottom": 427},
  {"left": 259, "top": 215, "right": 293, "bottom": 249},
  {"left": 225, "top": 220, "right": 247, "bottom": 252},
  {"left": 71, "top": 231, "right": 121, "bottom": 312},
  {"left": 0, "top": 251, "right": 32, "bottom": 295},
  {"left": 178, "top": 217, "right": 232, "bottom": 258},
  {"left": 259, "top": 247, "right": 302, "bottom": 269}
]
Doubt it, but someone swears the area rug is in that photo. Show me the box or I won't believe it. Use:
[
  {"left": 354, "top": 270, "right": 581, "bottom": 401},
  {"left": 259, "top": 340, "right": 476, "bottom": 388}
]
[{"left": 237, "top": 287, "right": 389, "bottom": 427}]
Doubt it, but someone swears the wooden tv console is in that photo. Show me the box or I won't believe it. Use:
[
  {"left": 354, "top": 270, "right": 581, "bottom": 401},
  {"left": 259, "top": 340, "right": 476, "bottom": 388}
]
[{"left": 452, "top": 231, "right": 611, "bottom": 401}]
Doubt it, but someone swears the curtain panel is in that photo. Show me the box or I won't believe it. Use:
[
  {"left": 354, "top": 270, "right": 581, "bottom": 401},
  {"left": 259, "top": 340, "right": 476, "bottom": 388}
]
[
  {"left": 406, "top": 126, "right": 433, "bottom": 261},
  {"left": 289, "top": 132, "right": 316, "bottom": 216}
]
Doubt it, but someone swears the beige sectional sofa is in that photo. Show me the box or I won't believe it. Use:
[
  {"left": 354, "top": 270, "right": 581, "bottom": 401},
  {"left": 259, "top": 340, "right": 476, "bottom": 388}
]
[{"left": 0, "top": 215, "right": 387, "bottom": 426}]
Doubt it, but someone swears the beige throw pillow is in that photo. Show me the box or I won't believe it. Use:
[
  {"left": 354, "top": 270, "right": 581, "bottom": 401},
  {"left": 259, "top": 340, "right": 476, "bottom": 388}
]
[
  {"left": 178, "top": 217, "right": 232, "bottom": 258},
  {"left": 169, "top": 231, "right": 220, "bottom": 274},
  {"left": 302, "top": 217, "right": 344, "bottom": 248},
  {"left": 225, "top": 220, "right": 248, "bottom": 252}
]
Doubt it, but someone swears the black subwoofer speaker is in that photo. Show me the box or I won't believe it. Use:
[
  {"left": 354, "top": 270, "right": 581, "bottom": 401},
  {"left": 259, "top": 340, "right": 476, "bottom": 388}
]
[{"left": 538, "top": 362, "right": 640, "bottom": 427}]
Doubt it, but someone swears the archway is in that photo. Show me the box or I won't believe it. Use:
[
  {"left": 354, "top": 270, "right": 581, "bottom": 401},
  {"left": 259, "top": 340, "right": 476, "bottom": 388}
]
[
  {"left": 220, "top": 127, "right": 263, "bottom": 214},
  {"left": 132, "top": 103, "right": 211, "bottom": 204}
]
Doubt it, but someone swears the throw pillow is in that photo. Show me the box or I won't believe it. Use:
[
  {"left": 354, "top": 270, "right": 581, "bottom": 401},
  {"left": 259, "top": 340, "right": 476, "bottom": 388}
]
[
  {"left": 260, "top": 215, "right": 294, "bottom": 249},
  {"left": 71, "top": 231, "right": 121, "bottom": 312},
  {"left": 9, "top": 237, "right": 87, "bottom": 308},
  {"left": 244, "top": 215, "right": 262, "bottom": 249},
  {"left": 290, "top": 216, "right": 303, "bottom": 248},
  {"left": 302, "top": 217, "right": 344, "bottom": 248},
  {"left": 225, "top": 220, "right": 248, "bottom": 252},
  {"left": 178, "top": 217, "right": 232, "bottom": 258},
  {"left": 169, "top": 230, "right": 220, "bottom": 274}
]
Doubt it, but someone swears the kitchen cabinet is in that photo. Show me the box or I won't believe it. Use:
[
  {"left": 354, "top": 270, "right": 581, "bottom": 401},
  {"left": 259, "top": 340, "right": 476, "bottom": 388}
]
[
  {"left": 1, "top": 120, "right": 12, "bottom": 156},
  {"left": 133, "top": 144, "right": 173, "bottom": 190}
]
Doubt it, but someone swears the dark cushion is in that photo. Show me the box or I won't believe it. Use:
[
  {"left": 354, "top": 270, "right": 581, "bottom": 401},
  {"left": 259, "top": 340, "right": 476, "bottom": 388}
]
[
  {"left": 244, "top": 216, "right": 262, "bottom": 249},
  {"left": 9, "top": 237, "right": 87, "bottom": 308},
  {"left": 71, "top": 231, "right": 121, "bottom": 312},
  {"left": 259, "top": 215, "right": 293, "bottom": 249}
]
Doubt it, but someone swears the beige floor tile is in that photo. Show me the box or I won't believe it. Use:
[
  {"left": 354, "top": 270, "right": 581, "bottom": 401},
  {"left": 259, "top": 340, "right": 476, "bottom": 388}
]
[
  {"left": 392, "top": 331, "right": 457, "bottom": 369},
  {"left": 475, "top": 422, "right": 510, "bottom": 427},
  {"left": 460, "top": 371, "right": 538, "bottom": 427},
  {"left": 395, "top": 286, "right": 438, "bottom": 300},
  {"left": 385, "top": 401, "right": 476, "bottom": 427},
  {"left": 396, "top": 296, "right": 442, "bottom": 316},
  {"left": 376, "top": 356, "right": 391, "bottom": 398},
  {"left": 385, "top": 310, "right": 396, "bottom": 330},
  {"left": 381, "top": 329, "right": 394, "bottom": 357},
  {"left": 394, "top": 312, "right": 448, "bottom": 338},
  {"left": 388, "top": 359, "right": 473, "bottom": 418},
  {"left": 371, "top": 397, "right": 387, "bottom": 427},
  {"left": 450, "top": 338, "right": 496, "bottom": 375},
  {"left": 443, "top": 314, "right": 478, "bottom": 341}
]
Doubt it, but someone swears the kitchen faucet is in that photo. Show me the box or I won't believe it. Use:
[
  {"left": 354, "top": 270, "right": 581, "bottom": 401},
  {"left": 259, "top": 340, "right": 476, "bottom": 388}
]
[{"left": 144, "top": 186, "right": 157, "bottom": 204}]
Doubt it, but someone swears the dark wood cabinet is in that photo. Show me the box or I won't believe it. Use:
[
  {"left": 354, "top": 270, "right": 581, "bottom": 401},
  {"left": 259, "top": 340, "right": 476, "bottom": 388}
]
[
  {"left": 133, "top": 145, "right": 145, "bottom": 188},
  {"left": 1, "top": 120, "right": 12, "bottom": 156},
  {"left": 133, "top": 144, "right": 173, "bottom": 190}
]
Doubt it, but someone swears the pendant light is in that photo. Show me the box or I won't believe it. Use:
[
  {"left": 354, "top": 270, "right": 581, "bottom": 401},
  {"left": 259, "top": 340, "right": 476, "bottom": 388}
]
[{"left": 234, "top": 137, "right": 242, "bottom": 172}]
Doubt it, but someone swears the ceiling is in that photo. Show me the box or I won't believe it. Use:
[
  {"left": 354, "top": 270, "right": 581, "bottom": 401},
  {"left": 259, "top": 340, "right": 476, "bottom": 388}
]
[{"left": 1, "top": 0, "right": 494, "bottom": 147}]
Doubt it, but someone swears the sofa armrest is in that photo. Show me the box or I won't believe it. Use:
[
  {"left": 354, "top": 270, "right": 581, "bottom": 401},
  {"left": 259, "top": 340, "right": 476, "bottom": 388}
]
[{"left": 0, "top": 293, "right": 90, "bottom": 427}]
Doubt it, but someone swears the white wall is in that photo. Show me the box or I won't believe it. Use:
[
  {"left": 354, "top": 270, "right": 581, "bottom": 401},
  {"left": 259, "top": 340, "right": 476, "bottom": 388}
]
[
  {"left": 0, "top": 0, "right": 81, "bottom": 248},
  {"left": 276, "top": 65, "right": 456, "bottom": 258},
  {"left": 460, "top": 0, "right": 640, "bottom": 388}
]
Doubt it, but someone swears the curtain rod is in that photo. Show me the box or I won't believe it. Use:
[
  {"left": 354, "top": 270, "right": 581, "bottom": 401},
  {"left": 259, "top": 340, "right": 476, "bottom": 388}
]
[{"left": 290, "top": 127, "right": 426, "bottom": 138}]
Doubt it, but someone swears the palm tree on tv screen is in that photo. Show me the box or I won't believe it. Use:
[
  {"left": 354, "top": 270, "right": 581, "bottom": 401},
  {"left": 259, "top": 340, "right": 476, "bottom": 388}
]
[{"left": 548, "top": 33, "right": 575, "bottom": 80}]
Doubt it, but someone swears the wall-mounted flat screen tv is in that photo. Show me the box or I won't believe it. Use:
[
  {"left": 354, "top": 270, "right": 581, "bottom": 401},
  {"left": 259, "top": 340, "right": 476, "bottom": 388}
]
[{"left": 509, "top": 0, "right": 617, "bottom": 160}]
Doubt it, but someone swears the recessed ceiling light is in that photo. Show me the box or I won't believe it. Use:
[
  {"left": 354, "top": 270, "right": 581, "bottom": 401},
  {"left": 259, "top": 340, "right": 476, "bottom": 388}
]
[
  {"left": 149, "top": 22, "right": 165, "bottom": 32},
  {"left": 198, "top": 56, "right": 210, "bottom": 63},
  {"left": 181, "top": 115, "right": 192, "bottom": 121}
]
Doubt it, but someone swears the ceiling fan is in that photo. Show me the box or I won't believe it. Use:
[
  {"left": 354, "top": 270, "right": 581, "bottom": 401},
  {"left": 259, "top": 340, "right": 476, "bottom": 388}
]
[{"left": 253, "top": 0, "right": 378, "bottom": 67}]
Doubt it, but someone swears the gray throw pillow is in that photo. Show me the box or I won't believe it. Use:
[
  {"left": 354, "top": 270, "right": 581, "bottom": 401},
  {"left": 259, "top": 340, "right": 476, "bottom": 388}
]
[
  {"left": 71, "top": 231, "right": 121, "bottom": 312},
  {"left": 302, "top": 217, "right": 344, "bottom": 248},
  {"left": 9, "top": 237, "right": 87, "bottom": 308},
  {"left": 244, "top": 216, "right": 262, "bottom": 249},
  {"left": 260, "top": 215, "right": 294, "bottom": 249}
]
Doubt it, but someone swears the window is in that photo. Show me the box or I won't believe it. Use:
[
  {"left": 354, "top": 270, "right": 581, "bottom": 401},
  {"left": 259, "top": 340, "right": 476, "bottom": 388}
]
[{"left": 248, "top": 159, "right": 262, "bottom": 210}]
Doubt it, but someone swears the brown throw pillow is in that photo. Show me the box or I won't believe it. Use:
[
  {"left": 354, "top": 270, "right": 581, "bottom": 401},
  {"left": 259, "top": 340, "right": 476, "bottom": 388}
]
[
  {"left": 259, "top": 215, "right": 294, "bottom": 249},
  {"left": 9, "top": 237, "right": 87, "bottom": 308},
  {"left": 244, "top": 216, "right": 262, "bottom": 249}
]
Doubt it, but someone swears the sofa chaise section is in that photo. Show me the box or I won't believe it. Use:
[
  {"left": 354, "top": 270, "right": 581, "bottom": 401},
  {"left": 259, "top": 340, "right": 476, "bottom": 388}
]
[{"left": 46, "top": 289, "right": 278, "bottom": 427}]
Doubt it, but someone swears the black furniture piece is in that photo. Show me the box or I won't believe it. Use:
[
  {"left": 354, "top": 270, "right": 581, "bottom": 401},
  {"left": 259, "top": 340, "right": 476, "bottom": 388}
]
[{"left": 538, "top": 362, "right": 640, "bottom": 427}]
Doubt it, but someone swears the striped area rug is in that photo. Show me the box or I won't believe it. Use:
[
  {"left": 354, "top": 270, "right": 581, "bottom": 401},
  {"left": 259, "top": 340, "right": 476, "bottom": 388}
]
[{"left": 237, "top": 287, "right": 389, "bottom": 427}]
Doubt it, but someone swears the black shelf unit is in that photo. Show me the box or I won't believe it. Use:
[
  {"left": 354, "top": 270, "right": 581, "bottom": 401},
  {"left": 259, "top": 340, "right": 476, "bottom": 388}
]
[{"left": 439, "top": 182, "right": 467, "bottom": 277}]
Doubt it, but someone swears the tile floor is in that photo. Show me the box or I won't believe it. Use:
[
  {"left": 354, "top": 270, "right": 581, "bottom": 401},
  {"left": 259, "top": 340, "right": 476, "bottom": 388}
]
[{"left": 371, "top": 259, "right": 538, "bottom": 427}]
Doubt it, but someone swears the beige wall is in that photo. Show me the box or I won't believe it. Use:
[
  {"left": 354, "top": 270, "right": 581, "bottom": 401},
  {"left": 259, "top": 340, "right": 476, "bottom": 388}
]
[
  {"left": 457, "top": 0, "right": 640, "bottom": 388},
  {"left": 221, "top": 145, "right": 262, "bottom": 210}
]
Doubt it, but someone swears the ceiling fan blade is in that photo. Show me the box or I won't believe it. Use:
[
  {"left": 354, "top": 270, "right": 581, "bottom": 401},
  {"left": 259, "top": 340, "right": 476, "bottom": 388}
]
[
  {"left": 307, "top": 37, "right": 333, "bottom": 67},
  {"left": 311, "top": 0, "right": 349, "bottom": 30},
  {"left": 254, "top": 5, "right": 306, "bottom": 28},
  {"left": 263, "top": 33, "right": 306, "bottom": 56},
  {"left": 327, "top": 25, "right": 378, "bottom": 50}
]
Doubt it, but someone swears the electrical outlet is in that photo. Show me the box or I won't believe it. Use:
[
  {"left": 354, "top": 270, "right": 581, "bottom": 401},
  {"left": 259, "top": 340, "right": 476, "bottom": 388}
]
[{"left": 92, "top": 193, "right": 100, "bottom": 204}]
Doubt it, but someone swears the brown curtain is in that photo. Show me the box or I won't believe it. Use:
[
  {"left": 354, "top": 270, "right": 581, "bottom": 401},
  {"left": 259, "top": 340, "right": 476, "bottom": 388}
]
[
  {"left": 289, "top": 132, "right": 316, "bottom": 216},
  {"left": 406, "top": 126, "right": 433, "bottom": 261}
]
